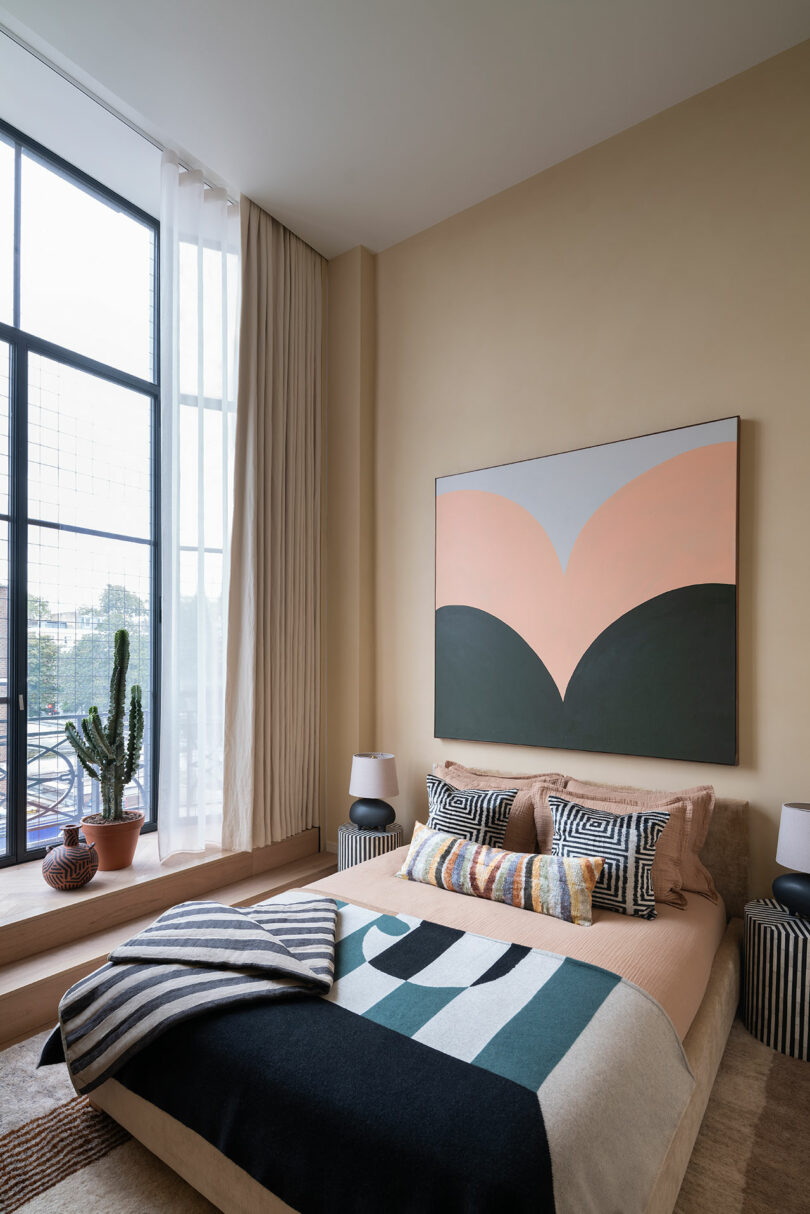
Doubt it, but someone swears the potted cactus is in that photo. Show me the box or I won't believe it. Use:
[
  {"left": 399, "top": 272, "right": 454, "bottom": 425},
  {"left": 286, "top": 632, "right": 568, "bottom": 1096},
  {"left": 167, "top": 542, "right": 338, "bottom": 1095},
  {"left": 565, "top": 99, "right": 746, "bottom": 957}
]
[{"left": 64, "top": 628, "right": 145, "bottom": 870}]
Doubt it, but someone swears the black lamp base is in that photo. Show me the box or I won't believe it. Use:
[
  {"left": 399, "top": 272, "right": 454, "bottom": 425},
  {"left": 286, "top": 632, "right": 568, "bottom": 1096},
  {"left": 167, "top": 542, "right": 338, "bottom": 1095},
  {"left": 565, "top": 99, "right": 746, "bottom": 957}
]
[
  {"left": 772, "top": 872, "right": 810, "bottom": 918},
  {"left": 349, "top": 798, "right": 396, "bottom": 830}
]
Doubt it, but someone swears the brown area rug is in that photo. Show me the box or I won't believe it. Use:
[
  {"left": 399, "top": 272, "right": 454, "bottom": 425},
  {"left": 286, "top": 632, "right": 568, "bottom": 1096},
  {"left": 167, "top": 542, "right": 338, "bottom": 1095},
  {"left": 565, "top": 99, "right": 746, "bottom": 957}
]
[
  {"left": 0, "top": 1095, "right": 129, "bottom": 1214},
  {"left": 0, "top": 1029, "right": 214, "bottom": 1214},
  {"left": 1, "top": 1020, "right": 807, "bottom": 1213},
  {"left": 676, "top": 1020, "right": 809, "bottom": 1214}
]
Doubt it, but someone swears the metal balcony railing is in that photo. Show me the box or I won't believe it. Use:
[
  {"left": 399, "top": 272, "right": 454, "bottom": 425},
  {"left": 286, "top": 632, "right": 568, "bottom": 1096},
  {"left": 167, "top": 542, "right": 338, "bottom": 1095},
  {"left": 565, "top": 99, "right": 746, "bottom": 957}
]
[{"left": 0, "top": 712, "right": 151, "bottom": 851}]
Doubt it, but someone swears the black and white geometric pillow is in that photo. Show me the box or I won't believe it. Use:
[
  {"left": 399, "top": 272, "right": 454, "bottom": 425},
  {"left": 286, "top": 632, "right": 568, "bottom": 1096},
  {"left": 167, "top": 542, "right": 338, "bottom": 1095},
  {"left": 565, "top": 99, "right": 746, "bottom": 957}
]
[
  {"left": 426, "top": 774, "right": 518, "bottom": 849},
  {"left": 548, "top": 795, "right": 669, "bottom": 920}
]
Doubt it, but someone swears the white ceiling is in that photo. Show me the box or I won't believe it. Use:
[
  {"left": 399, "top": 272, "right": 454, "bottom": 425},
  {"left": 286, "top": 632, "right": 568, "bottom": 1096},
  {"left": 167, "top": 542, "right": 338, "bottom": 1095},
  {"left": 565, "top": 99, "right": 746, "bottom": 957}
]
[{"left": 1, "top": 1, "right": 809, "bottom": 258}]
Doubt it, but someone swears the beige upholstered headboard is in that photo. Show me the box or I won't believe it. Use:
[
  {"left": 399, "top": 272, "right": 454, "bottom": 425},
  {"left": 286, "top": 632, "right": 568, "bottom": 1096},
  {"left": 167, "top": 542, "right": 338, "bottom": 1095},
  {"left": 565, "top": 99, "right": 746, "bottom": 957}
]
[
  {"left": 437, "top": 759, "right": 750, "bottom": 919},
  {"left": 701, "top": 797, "right": 749, "bottom": 920}
]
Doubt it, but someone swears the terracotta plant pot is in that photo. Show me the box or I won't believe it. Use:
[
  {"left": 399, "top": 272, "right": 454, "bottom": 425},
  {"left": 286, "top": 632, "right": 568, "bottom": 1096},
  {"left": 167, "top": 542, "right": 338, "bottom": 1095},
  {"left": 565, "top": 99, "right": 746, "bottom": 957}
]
[
  {"left": 80, "top": 811, "right": 144, "bottom": 871},
  {"left": 42, "top": 824, "right": 99, "bottom": 890}
]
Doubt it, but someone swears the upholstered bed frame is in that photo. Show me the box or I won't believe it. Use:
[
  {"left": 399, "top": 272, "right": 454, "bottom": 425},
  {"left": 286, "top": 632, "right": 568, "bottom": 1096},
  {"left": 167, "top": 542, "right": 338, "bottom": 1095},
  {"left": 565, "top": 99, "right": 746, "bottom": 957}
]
[
  {"left": 90, "top": 797, "right": 750, "bottom": 1214},
  {"left": 646, "top": 795, "right": 748, "bottom": 1214}
]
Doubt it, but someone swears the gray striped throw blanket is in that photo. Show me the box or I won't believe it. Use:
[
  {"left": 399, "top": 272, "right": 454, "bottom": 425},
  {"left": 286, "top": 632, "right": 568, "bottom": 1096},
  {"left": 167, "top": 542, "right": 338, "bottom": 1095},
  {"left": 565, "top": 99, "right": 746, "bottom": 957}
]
[{"left": 53, "top": 895, "right": 337, "bottom": 1094}]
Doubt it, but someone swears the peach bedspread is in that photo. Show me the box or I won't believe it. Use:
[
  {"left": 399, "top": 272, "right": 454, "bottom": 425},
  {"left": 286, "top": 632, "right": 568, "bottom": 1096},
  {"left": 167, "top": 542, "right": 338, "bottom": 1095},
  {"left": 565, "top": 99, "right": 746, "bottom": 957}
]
[{"left": 309, "top": 846, "right": 728, "bottom": 1040}]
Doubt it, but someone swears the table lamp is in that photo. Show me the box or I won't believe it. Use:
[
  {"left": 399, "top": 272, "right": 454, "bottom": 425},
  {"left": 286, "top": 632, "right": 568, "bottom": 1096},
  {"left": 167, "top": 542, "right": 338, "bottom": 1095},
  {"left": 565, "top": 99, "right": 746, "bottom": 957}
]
[
  {"left": 773, "top": 802, "right": 810, "bottom": 917},
  {"left": 349, "top": 753, "right": 398, "bottom": 829}
]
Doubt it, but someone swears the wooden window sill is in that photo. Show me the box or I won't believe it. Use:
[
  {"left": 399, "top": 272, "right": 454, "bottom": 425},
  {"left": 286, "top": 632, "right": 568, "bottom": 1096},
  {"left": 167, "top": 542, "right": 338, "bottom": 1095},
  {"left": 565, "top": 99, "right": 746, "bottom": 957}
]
[
  {"left": 0, "top": 828, "right": 321, "bottom": 967},
  {"left": 0, "top": 833, "right": 336, "bottom": 1049}
]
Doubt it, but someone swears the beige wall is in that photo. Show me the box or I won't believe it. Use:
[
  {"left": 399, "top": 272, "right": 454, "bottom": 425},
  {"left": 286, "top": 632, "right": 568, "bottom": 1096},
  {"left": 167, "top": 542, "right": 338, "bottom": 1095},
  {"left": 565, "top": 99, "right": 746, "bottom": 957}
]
[
  {"left": 325, "top": 247, "right": 377, "bottom": 835},
  {"left": 328, "top": 42, "right": 810, "bottom": 897}
]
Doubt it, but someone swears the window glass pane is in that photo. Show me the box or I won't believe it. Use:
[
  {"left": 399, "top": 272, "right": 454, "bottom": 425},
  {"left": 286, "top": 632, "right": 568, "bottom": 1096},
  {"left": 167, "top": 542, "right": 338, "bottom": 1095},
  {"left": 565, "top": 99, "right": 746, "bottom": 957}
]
[
  {"left": 178, "top": 243, "right": 239, "bottom": 400},
  {"left": 178, "top": 403, "right": 235, "bottom": 552},
  {"left": 26, "top": 527, "right": 152, "bottom": 849},
  {"left": 176, "top": 549, "right": 223, "bottom": 820},
  {"left": 0, "top": 341, "right": 9, "bottom": 703},
  {"left": 0, "top": 340, "right": 9, "bottom": 513},
  {"left": 0, "top": 518, "right": 7, "bottom": 856},
  {"left": 20, "top": 153, "right": 154, "bottom": 381},
  {"left": 0, "top": 525, "right": 8, "bottom": 697},
  {"left": 0, "top": 341, "right": 8, "bottom": 856},
  {"left": 28, "top": 355, "right": 151, "bottom": 538},
  {"left": 1, "top": 133, "right": 158, "bottom": 863},
  {"left": 178, "top": 242, "right": 198, "bottom": 398},
  {"left": 201, "top": 246, "right": 223, "bottom": 399},
  {"left": 0, "top": 704, "right": 7, "bottom": 859},
  {"left": 0, "top": 137, "right": 13, "bottom": 326}
]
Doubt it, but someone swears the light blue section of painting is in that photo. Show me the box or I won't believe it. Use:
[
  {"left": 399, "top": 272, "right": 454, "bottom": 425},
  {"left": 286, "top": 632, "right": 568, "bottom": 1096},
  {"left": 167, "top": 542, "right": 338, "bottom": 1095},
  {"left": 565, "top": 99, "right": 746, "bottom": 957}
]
[{"left": 436, "top": 418, "right": 736, "bottom": 571}]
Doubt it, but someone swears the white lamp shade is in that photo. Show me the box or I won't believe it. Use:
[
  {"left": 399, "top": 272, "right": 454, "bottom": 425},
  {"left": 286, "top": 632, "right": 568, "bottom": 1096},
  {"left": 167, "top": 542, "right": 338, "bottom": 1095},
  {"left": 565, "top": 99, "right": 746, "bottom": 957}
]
[
  {"left": 776, "top": 802, "right": 810, "bottom": 873},
  {"left": 349, "top": 753, "right": 398, "bottom": 799}
]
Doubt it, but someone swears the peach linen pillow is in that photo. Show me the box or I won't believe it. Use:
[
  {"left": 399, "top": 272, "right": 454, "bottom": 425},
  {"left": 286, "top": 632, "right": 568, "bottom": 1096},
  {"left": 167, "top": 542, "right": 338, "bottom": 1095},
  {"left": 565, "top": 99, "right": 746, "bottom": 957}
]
[
  {"left": 564, "top": 777, "right": 718, "bottom": 902},
  {"left": 537, "top": 786, "right": 691, "bottom": 909},
  {"left": 433, "top": 761, "right": 565, "bottom": 853}
]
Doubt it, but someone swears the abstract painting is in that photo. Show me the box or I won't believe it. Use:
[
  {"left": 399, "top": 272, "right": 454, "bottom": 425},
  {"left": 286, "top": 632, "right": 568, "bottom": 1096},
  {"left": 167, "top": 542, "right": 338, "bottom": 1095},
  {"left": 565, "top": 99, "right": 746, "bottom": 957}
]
[{"left": 435, "top": 417, "right": 739, "bottom": 764}]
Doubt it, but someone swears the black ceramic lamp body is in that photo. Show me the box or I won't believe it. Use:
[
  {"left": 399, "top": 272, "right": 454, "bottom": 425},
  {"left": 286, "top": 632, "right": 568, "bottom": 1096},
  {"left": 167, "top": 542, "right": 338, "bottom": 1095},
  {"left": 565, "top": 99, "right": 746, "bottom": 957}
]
[
  {"left": 349, "top": 752, "right": 398, "bottom": 831},
  {"left": 772, "top": 873, "right": 810, "bottom": 918},
  {"left": 349, "top": 798, "right": 396, "bottom": 829},
  {"left": 773, "top": 802, "right": 810, "bottom": 918}
]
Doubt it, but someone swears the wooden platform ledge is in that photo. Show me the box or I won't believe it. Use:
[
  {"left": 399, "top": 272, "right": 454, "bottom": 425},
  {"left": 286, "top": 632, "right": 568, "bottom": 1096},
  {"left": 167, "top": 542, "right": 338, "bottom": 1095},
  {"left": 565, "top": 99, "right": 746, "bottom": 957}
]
[
  {"left": 0, "top": 829, "right": 321, "bottom": 968},
  {"left": 0, "top": 843, "right": 337, "bottom": 1049}
]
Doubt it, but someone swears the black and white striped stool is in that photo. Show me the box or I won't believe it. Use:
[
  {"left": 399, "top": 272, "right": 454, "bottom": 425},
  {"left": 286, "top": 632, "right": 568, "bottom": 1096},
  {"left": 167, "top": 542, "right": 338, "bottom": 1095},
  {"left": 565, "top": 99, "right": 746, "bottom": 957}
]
[
  {"left": 337, "top": 822, "right": 404, "bottom": 872},
  {"left": 743, "top": 898, "right": 809, "bottom": 1060}
]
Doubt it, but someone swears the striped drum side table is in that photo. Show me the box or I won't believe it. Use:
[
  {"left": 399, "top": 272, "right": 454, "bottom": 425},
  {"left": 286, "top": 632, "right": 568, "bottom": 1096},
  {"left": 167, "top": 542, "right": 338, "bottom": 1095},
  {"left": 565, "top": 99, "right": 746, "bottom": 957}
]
[
  {"left": 338, "top": 822, "right": 404, "bottom": 871},
  {"left": 744, "top": 898, "right": 809, "bottom": 1060}
]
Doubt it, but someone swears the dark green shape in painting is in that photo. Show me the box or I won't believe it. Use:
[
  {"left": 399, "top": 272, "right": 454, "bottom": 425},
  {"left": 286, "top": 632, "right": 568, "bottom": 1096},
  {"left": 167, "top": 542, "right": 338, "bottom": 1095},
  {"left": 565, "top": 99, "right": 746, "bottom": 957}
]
[
  {"left": 434, "top": 584, "right": 737, "bottom": 764},
  {"left": 434, "top": 604, "right": 562, "bottom": 748}
]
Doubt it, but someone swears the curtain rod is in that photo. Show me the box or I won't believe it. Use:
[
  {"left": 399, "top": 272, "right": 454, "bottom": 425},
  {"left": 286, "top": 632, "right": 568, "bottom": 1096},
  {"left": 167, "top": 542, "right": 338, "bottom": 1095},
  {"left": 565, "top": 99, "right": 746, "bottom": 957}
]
[{"left": 0, "top": 22, "right": 238, "bottom": 203}]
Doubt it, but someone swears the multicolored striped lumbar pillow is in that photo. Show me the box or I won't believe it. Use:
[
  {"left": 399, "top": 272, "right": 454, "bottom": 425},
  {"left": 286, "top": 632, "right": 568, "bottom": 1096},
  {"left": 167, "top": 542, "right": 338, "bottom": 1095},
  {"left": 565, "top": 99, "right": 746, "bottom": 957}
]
[{"left": 396, "top": 822, "right": 604, "bottom": 926}]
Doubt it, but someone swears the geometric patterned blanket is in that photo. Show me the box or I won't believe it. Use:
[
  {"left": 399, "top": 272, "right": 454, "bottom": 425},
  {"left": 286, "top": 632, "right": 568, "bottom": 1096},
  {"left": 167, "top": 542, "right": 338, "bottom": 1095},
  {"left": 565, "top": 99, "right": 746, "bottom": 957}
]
[
  {"left": 328, "top": 898, "right": 695, "bottom": 1214},
  {"left": 41, "top": 891, "right": 694, "bottom": 1214}
]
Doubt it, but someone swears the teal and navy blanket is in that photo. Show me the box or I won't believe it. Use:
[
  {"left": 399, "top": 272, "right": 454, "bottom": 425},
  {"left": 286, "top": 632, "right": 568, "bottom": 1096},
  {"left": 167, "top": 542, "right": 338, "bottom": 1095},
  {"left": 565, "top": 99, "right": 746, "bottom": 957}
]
[{"left": 41, "top": 892, "right": 694, "bottom": 1214}]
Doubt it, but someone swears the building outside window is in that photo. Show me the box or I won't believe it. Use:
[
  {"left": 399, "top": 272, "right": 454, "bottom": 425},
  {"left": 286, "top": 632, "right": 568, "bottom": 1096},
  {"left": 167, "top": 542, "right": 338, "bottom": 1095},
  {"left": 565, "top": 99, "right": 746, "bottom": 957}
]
[{"left": 0, "top": 119, "right": 159, "bottom": 865}]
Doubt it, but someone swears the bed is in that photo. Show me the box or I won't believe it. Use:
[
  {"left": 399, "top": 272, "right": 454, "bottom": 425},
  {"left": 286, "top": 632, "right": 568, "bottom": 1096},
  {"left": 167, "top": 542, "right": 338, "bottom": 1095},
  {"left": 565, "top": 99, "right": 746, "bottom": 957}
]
[{"left": 85, "top": 795, "right": 748, "bottom": 1214}]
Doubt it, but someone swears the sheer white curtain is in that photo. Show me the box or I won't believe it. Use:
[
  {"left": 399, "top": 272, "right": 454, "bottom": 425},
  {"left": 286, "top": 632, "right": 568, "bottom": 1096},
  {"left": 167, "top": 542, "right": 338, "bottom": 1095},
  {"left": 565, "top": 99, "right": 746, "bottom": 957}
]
[{"left": 158, "top": 152, "right": 240, "bottom": 858}]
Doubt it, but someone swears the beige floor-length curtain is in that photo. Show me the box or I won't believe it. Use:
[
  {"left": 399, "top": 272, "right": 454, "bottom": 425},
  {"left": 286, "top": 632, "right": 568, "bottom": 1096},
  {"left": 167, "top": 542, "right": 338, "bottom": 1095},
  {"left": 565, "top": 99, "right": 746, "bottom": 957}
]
[{"left": 222, "top": 197, "right": 324, "bottom": 850}]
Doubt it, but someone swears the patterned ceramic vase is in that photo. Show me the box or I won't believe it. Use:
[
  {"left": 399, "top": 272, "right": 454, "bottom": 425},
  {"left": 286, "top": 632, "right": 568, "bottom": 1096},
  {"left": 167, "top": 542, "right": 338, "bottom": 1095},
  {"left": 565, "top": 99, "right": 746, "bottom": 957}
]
[{"left": 42, "top": 825, "right": 99, "bottom": 890}]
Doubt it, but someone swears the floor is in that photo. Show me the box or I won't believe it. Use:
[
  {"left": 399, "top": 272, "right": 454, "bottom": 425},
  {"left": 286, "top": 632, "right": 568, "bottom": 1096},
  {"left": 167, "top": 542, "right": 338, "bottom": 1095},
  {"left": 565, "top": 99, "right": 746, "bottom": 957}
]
[
  {"left": 674, "top": 1020, "right": 809, "bottom": 1214},
  {"left": 0, "top": 1029, "right": 216, "bottom": 1213}
]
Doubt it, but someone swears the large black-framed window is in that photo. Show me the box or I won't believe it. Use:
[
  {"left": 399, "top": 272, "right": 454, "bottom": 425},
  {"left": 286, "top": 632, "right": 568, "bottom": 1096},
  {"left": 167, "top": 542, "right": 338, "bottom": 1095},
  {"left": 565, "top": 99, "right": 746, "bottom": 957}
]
[{"left": 0, "top": 118, "right": 160, "bottom": 867}]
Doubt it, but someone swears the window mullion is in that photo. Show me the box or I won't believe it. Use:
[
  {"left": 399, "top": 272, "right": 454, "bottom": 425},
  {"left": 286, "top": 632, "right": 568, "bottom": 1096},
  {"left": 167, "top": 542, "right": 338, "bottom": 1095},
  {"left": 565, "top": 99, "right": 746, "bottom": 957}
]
[
  {"left": 12, "top": 140, "right": 20, "bottom": 331},
  {"left": 9, "top": 337, "right": 28, "bottom": 863}
]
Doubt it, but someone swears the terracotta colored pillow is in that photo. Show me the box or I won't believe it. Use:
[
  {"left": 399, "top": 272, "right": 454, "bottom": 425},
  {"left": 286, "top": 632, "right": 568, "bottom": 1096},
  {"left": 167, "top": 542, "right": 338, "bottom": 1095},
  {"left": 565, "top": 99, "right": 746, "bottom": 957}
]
[
  {"left": 564, "top": 778, "right": 717, "bottom": 902},
  {"left": 539, "top": 786, "right": 691, "bottom": 909},
  {"left": 433, "top": 761, "right": 565, "bottom": 853}
]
